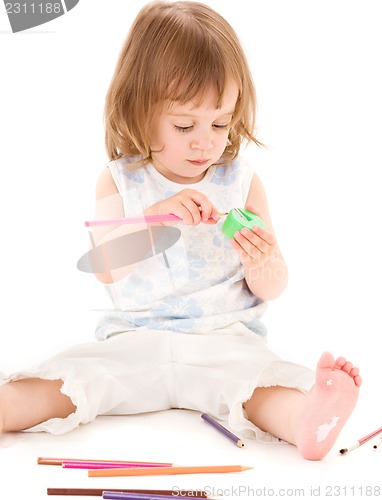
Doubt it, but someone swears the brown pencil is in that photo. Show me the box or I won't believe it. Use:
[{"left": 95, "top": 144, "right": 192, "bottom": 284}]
[
  {"left": 88, "top": 464, "right": 253, "bottom": 477},
  {"left": 47, "top": 488, "right": 207, "bottom": 497}
]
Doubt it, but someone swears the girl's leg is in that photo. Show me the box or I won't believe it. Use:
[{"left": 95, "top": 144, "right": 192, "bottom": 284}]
[
  {"left": 0, "top": 378, "right": 76, "bottom": 432},
  {"left": 0, "top": 330, "right": 175, "bottom": 435},
  {"left": 243, "top": 352, "right": 362, "bottom": 460}
]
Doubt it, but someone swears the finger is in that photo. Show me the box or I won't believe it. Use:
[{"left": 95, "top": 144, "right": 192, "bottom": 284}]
[
  {"left": 197, "top": 203, "right": 215, "bottom": 223},
  {"left": 230, "top": 236, "right": 261, "bottom": 268},
  {"left": 249, "top": 225, "right": 275, "bottom": 245},
  {"left": 179, "top": 190, "right": 212, "bottom": 224},
  {"left": 197, "top": 199, "right": 215, "bottom": 222},
  {"left": 187, "top": 190, "right": 216, "bottom": 223},
  {"left": 181, "top": 199, "right": 202, "bottom": 225},
  {"left": 166, "top": 203, "right": 199, "bottom": 225},
  {"left": 230, "top": 237, "right": 251, "bottom": 263},
  {"left": 236, "top": 228, "right": 269, "bottom": 255},
  {"left": 203, "top": 216, "right": 220, "bottom": 225}
]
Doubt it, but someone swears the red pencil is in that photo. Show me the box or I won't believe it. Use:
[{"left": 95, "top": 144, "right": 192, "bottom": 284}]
[{"left": 37, "top": 457, "right": 172, "bottom": 466}]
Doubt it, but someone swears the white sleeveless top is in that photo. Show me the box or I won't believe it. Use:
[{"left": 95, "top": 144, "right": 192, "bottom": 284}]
[{"left": 95, "top": 155, "right": 267, "bottom": 340}]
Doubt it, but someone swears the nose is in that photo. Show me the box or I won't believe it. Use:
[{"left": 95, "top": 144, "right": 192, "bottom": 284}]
[{"left": 190, "top": 128, "right": 214, "bottom": 151}]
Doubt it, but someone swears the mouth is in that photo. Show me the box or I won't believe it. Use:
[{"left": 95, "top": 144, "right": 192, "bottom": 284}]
[{"left": 187, "top": 159, "right": 209, "bottom": 166}]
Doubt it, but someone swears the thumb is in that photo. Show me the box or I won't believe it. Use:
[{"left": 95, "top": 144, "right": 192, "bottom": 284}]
[{"left": 244, "top": 204, "right": 264, "bottom": 219}]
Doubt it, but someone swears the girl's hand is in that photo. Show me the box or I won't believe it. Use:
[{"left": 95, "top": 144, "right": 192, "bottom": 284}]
[
  {"left": 230, "top": 205, "right": 277, "bottom": 269},
  {"left": 231, "top": 225, "right": 276, "bottom": 268},
  {"left": 146, "top": 188, "right": 221, "bottom": 225}
]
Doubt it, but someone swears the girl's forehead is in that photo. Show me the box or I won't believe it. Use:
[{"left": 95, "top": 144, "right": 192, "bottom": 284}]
[{"left": 167, "top": 82, "right": 239, "bottom": 113}]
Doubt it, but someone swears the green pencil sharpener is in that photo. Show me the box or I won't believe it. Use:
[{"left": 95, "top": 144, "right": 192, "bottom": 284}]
[{"left": 221, "top": 208, "right": 266, "bottom": 239}]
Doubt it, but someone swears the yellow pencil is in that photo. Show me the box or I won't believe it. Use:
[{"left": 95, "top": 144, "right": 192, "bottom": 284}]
[{"left": 88, "top": 464, "right": 253, "bottom": 477}]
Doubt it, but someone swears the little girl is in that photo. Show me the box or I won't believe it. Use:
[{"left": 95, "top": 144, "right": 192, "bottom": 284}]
[{"left": 0, "top": 1, "right": 361, "bottom": 461}]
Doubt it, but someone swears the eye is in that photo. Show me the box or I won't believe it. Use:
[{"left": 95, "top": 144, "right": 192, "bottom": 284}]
[
  {"left": 213, "top": 123, "right": 230, "bottom": 130},
  {"left": 174, "top": 125, "right": 193, "bottom": 133}
]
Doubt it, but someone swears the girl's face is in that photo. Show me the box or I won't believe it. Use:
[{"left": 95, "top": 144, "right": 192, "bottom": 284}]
[{"left": 149, "top": 82, "right": 238, "bottom": 184}]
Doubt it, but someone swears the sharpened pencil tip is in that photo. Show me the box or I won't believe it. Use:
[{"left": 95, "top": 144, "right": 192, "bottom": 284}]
[
  {"left": 339, "top": 448, "right": 348, "bottom": 455},
  {"left": 241, "top": 466, "right": 254, "bottom": 471}
]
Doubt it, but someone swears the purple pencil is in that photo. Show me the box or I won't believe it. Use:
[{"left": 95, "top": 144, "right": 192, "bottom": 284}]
[
  {"left": 103, "top": 493, "right": 193, "bottom": 500},
  {"left": 47, "top": 488, "right": 207, "bottom": 497},
  {"left": 201, "top": 413, "right": 244, "bottom": 448}
]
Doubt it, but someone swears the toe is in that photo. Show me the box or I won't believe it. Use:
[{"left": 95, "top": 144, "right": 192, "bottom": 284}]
[
  {"left": 317, "top": 351, "right": 335, "bottom": 369},
  {"left": 342, "top": 361, "right": 353, "bottom": 373},
  {"left": 350, "top": 367, "right": 359, "bottom": 377},
  {"left": 334, "top": 356, "right": 347, "bottom": 369}
]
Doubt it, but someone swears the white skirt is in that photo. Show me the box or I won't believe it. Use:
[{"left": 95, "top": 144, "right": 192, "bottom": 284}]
[{"left": 1, "top": 325, "right": 314, "bottom": 442}]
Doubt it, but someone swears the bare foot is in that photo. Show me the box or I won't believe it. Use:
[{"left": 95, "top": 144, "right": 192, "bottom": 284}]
[{"left": 294, "top": 352, "right": 362, "bottom": 460}]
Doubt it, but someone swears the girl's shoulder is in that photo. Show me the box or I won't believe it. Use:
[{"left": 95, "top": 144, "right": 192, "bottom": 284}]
[
  {"left": 95, "top": 166, "right": 119, "bottom": 201},
  {"left": 100, "top": 154, "right": 148, "bottom": 194},
  {"left": 95, "top": 154, "right": 143, "bottom": 201},
  {"left": 107, "top": 154, "right": 144, "bottom": 173}
]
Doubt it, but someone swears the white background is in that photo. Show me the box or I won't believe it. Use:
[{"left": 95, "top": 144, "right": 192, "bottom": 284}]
[
  {"left": 1, "top": 2, "right": 382, "bottom": 498},
  {"left": 1, "top": 0, "right": 381, "bottom": 437}
]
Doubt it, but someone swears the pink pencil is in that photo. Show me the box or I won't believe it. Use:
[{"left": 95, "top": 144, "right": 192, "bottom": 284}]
[
  {"left": 84, "top": 214, "right": 182, "bottom": 227},
  {"left": 84, "top": 212, "right": 228, "bottom": 227},
  {"left": 62, "top": 461, "right": 170, "bottom": 470}
]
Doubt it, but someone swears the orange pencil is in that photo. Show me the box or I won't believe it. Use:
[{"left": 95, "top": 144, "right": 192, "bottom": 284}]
[{"left": 88, "top": 464, "right": 253, "bottom": 477}]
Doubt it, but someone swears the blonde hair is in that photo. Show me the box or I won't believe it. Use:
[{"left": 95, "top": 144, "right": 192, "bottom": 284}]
[{"left": 104, "top": 1, "right": 262, "bottom": 162}]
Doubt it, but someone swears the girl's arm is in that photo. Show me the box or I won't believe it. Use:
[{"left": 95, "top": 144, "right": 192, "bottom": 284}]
[
  {"left": 230, "top": 172, "right": 288, "bottom": 301},
  {"left": 93, "top": 169, "right": 221, "bottom": 244},
  {"left": 90, "top": 167, "right": 149, "bottom": 284},
  {"left": 91, "top": 168, "right": 221, "bottom": 284}
]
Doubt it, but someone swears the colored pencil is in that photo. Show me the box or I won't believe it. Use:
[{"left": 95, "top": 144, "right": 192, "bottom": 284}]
[
  {"left": 85, "top": 214, "right": 182, "bottom": 227},
  {"left": 37, "top": 457, "right": 172, "bottom": 466},
  {"left": 103, "top": 492, "right": 198, "bottom": 500},
  {"left": 201, "top": 413, "right": 244, "bottom": 448},
  {"left": 84, "top": 213, "right": 228, "bottom": 227},
  {"left": 89, "top": 464, "right": 253, "bottom": 477},
  {"left": 62, "top": 460, "right": 169, "bottom": 469},
  {"left": 339, "top": 425, "right": 382, "bottom": 454},
  {"left": 47, "top": 488, "right": 207, "bottom": 497}
]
